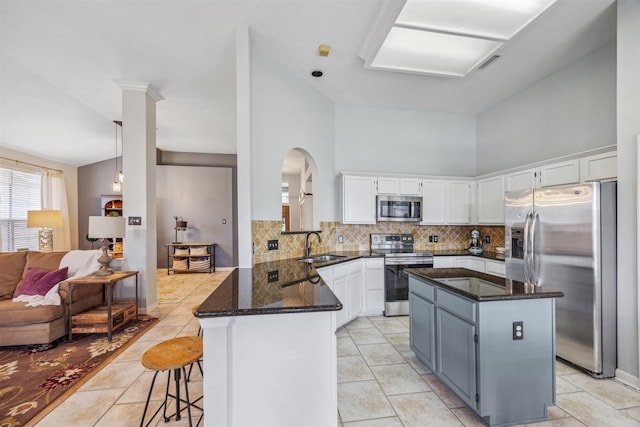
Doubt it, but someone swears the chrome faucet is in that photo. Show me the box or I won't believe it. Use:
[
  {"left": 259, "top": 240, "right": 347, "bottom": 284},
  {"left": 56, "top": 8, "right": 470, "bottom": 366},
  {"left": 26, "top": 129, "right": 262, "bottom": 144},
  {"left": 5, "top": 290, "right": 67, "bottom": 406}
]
[{"left": 305, "top": 231, "right": 322, "bottom": 257}]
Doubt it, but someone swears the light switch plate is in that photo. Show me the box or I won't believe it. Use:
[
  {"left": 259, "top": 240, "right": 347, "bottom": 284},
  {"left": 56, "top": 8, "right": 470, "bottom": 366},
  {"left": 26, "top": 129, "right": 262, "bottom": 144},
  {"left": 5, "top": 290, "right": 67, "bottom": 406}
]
[{"left": 128, "top": 216, "right": 142, "bottom": 225}]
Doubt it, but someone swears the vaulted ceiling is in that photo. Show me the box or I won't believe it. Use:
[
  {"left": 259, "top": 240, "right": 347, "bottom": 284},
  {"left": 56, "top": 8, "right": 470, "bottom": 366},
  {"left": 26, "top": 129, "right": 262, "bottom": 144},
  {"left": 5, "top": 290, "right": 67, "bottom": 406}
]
[{"left": 0, "top": 0, "right": 616, "bottom": 167}]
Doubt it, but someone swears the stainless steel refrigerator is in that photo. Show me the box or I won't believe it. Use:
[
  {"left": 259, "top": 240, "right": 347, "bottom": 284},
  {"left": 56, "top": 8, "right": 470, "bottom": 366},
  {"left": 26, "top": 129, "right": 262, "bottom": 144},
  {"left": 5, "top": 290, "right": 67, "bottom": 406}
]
[{"left": 505, "top": 182, "right": 616, "bottom": 378}]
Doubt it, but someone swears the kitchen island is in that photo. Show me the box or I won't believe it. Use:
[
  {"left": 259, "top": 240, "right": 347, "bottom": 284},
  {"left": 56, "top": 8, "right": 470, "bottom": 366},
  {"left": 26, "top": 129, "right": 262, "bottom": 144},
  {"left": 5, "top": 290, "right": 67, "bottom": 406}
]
[
  {"left": 407, "top": 268, "right": 563, "bottom": 427},
  {"left": 194, "top": 262, "right": 344, "bottom": 427}
]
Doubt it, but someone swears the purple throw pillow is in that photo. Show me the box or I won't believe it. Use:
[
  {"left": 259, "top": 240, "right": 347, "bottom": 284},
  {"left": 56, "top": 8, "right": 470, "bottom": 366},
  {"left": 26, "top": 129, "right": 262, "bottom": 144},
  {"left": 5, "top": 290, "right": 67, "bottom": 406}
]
[{"left": 13, "top": 266, "right": 69, "bottom": 297}]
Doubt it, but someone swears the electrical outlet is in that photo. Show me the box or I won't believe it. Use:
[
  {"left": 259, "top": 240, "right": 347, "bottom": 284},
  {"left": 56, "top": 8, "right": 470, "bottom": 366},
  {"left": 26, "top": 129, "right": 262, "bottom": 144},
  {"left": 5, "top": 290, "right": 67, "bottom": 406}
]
[
  {"left": 338, "top": 235, "right": 344, "bottom": 243},
  {"left": 513, "top": 321, "right": 524, "bottom": 340},
  {"left": 429, "top": 235, "right": 433, "bottom": 243},
  {"left": 267, "top": 270, "right": 279, "bottom": 283},
  {"left": 485, "top": 235, "right": 491, "bottom": 244},
  {"left": 128, "top": 216, "right": 142, "bottom": 225},
  {"left": 267, "top": 240, "right": 279, "bottom": 250},
  {"left": 433, "top": 235, "right": 439, "bottom": 243}
]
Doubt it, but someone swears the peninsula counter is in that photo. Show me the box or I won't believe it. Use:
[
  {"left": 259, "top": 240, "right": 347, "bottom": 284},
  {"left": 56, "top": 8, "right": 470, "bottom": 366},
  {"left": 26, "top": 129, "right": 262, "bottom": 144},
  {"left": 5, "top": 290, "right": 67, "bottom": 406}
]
[{"left": 195, "top": 266, "right": 342, "bottom": 427}]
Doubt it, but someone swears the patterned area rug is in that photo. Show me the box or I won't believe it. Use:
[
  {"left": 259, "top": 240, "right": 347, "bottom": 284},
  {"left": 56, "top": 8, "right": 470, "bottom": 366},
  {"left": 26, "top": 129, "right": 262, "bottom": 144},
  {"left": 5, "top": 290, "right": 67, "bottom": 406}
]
[{"left": 0, "top": 316, "right": 157, "bottom": 426}]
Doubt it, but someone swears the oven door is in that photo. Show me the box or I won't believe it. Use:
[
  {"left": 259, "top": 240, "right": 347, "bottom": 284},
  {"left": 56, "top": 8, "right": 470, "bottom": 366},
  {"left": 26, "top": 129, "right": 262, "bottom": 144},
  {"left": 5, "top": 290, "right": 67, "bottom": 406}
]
[{"left": 384, "top": 258, "right": 433, "bottom": 316}]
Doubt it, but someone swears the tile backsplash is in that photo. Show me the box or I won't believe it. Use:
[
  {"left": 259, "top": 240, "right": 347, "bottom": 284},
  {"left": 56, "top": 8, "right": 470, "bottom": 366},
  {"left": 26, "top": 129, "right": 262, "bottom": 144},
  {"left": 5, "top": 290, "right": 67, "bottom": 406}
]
[{"left": 252, "top": 220, "right": 505, "bottom": 264}]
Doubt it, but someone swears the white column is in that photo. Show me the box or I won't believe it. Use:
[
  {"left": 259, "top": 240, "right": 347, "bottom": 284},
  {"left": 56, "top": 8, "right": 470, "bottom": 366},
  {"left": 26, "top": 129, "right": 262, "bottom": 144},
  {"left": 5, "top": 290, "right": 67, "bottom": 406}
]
[
  {"left": 117, "top": 81, "right": 163, "bottom": 312},
  {"left": 236, "top": 25, "right": 252, "bottom": 267}
]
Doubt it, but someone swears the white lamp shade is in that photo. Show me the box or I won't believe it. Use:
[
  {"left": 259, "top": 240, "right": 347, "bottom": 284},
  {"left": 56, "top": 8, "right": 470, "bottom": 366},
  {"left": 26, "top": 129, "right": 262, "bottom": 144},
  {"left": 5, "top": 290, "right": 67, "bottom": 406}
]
[
  {"left": 27, "top": 210, "right": 63, "bottom": 228},
  {"left": 88, "top": 216, "right": 126, "bottom": 239}
]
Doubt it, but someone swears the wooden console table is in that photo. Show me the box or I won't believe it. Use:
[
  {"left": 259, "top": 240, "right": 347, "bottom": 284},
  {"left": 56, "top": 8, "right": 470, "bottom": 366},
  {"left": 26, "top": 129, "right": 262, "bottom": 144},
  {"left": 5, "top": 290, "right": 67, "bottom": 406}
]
[{"left": 65, "top": 271, "right": 139, "bottom": 342}]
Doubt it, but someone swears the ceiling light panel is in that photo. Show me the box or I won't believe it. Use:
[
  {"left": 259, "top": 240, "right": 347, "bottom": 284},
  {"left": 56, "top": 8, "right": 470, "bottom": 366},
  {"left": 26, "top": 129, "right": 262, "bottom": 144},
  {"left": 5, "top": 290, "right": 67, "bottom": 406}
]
[
  {"left": 371, "top": 27, "right": 503, "bottom": 77},
  {"left": 396, "top": 0, "right": 558, "bottom": 40}
]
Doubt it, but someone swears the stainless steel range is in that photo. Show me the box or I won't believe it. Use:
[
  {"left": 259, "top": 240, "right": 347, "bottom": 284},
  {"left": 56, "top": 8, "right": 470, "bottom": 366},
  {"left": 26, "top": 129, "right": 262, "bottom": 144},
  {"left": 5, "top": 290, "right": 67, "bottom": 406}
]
[{"left": 371, "top": 233, "right": 434, "bottom": 316}]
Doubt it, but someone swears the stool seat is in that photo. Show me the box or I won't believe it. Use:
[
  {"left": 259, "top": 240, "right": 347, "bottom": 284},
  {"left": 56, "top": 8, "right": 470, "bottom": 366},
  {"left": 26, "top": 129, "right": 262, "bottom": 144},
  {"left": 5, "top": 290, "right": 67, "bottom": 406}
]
[{"left": 142, "top": 336, "right": 203, "bottom": 371}]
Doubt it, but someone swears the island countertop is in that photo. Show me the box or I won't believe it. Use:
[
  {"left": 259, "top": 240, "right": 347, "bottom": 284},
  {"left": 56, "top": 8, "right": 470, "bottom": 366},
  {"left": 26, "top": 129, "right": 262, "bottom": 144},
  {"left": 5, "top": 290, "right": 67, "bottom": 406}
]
[{"left": 407, "top": 267, "right": 563, "bottom": 301}]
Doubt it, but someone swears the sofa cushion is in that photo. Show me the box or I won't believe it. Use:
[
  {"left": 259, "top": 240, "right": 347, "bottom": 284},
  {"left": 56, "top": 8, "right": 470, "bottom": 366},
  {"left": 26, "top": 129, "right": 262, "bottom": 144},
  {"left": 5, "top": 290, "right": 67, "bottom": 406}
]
[
  {"left": 23, "top": 251, "right": 67, "bottom": 278},
  {"left": 0, "top": 299, "right": 64, "bottom": 326},
  {"left": 0, "top": 251, "right": 28, "bottom": 300},
  {"left": 14, "top": 266, "right": 69, "bottom": 297}
]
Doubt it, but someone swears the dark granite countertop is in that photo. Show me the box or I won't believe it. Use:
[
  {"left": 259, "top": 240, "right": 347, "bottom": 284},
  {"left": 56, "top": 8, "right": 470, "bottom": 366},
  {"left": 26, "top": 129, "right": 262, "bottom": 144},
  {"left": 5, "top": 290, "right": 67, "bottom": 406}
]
[
  {"left": 430, "top": 250, "right": 505, "bottom": 262},
  {"left": 407, "top": 268, "right": 563, "bottom": 302},
  {"left": 194, "top": 251, "right": 380, "bottom": 318}
]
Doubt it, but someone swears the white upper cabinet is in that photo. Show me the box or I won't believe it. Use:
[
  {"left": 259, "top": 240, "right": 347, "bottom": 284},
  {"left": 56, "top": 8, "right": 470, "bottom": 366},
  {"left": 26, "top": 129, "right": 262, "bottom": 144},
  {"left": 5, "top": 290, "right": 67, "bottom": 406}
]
[
  {"left": 580, "top": 151, "right": 617, "bottom": 182},
  {"left": 421, "top": 180, "right": 471, "bottom": 224},
  {"left": 476, "top": 176, "right": 505, "bottom": 224},
  {"left": 506, "top": 169, "right": 536, "bottom": 192},
  {"left": 447, "top": 181, "right": 472, "bottom": 224},
  {"left": 376, "top": 177, "right": 399, "bottom": 195},
  {"left": 376, "top": 177, "right": 422, "bottom": 196},
  {"left": 421, "top": 180, "right": 446, "bottom": 224},
  {"left": 342, "top": 175, "right": 376, "bottom": 224},
  {"left": 399, "top": 178, "right": 422, "bottom": 196},
  {"left": 537, "top": 159, "right": 580, "bottom": 188}
]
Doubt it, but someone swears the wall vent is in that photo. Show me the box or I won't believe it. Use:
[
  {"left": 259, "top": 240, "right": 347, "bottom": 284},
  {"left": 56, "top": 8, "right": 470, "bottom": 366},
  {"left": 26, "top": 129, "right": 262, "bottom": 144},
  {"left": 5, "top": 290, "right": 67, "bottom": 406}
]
[{"left": 478, "top": 54, "right": 502, "bottom": 70}]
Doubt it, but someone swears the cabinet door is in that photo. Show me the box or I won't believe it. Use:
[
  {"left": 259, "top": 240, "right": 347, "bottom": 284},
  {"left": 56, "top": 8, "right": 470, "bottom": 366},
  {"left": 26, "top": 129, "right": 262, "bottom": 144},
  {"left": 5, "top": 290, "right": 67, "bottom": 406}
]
[
  {"left": 410, "top": 294, "right": 436, "bottom": 371},
  {"left": 537, "top": 160, "right": 580, "bottom": 187},
  {"left": 365, "top": 259, "right": 384, "bottom": 314},
  {"left": 580, "top": 151, "right": 617, "bottom": 182},
  {"left": 348, "top": 263, "right": 363, "bottom": 322},
  {"left": 485, "top": 260, "right": 506, "bottom": 277},
  {"left": 421, "top": 180, "right": 446, "bottom": 224},
  {"left": 342, "top": 175, "right": 376, "bottom": 224},
  {"left": 476, "top": 176, "right": 505, "bottom": 224},
  {"left": 506, "top": 169, "right": 535, "bottom": 192},
  {"left": 456, "top": 257, "right": 485, "bottom": 273},
  {"left": 400, "top": 178, "right": 422, "bottom": 196},
  {"left": 447, "top": 182, "right": 471, "bottom": 224},
  {"left": 333, "top": 274, "right": 349, "bottom": 328},
  {"left": 376, "top": 177, "right": 399, "bottom": 195},
  {"left": 437, "top": 309, "right": 477, "bottom": 409},
  {"left": 433, "top": 257, "right": 456, "bottom": 268}
]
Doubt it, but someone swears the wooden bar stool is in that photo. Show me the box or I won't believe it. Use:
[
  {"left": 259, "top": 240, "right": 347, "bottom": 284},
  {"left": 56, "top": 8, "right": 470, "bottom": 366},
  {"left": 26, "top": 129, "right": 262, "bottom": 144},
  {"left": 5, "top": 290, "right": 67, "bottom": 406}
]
[
  {"left": 192, "top": 304, "right": 202, "bottom": 337},
  {"left": 140, "top": 336, "right": 203, "bottom": 427}
]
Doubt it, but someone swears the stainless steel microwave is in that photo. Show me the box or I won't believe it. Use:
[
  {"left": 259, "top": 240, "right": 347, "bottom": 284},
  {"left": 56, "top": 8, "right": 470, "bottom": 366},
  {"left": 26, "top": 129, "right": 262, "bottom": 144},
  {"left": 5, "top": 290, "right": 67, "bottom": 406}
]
[{"left": 376, "top": 196, "right": 422, "bottom": 222}]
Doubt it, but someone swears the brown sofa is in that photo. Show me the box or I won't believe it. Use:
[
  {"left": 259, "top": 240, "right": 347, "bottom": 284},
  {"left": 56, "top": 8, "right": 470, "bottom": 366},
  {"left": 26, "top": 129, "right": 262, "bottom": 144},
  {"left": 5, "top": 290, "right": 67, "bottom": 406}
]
[{"left": 0, "top": 251, "right": 103, "bottom": 346}]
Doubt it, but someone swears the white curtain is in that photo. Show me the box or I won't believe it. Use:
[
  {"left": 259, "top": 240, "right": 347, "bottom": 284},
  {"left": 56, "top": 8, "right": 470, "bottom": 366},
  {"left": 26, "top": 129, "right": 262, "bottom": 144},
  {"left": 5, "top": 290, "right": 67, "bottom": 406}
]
[{"left": 41, "top": 169, "right": 71, "bottom": 251}]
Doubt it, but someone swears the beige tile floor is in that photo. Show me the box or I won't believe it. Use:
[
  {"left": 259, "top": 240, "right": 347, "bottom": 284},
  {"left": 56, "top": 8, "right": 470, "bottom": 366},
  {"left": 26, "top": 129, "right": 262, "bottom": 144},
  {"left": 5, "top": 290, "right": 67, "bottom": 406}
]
[{"left": 34, "top": 271, "right": 640, "bottom": 426}]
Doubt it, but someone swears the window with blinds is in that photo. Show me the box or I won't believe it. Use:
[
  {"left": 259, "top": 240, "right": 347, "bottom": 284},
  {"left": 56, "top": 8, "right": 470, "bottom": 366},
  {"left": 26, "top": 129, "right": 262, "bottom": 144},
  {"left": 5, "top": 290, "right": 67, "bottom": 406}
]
[{"left": 0, "top": 167, "right": 41, "bottom": 251}]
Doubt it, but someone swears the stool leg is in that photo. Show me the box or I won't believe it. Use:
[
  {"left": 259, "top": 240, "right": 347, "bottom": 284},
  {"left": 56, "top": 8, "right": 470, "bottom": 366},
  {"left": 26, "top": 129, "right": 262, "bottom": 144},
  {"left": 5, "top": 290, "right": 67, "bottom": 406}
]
[
  {"left": 182, "top": 366, "right": 194, "bottom": 427},
  {"left": 174, "top": 368, "right": 182, "bottom": 421},
  {"left": 163, "top": 369, "right": 172, "bottom": 422},
  {"left": 140, "top": 371, "right": 160, "bottom": 427}
]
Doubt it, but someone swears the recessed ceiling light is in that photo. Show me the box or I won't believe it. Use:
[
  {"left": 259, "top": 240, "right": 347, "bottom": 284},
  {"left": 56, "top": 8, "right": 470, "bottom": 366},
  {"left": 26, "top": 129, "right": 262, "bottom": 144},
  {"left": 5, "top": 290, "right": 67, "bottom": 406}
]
[{"left": 371, "top": 27, "right": 502, "bottom": 77}]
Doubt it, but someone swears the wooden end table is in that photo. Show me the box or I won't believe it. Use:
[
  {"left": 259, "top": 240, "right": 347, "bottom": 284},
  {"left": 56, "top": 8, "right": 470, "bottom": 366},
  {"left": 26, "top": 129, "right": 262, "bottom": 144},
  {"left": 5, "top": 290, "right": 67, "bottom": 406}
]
[{"left": 65, "top": 270, "right": 139, "bottom": 342}]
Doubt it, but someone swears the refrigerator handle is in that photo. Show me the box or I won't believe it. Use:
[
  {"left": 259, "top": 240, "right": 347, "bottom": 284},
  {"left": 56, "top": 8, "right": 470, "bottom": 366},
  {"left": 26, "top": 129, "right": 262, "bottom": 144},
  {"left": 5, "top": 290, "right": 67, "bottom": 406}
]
[
  {"left": 523, "top": 210, "right": 533, "bottom": 284},
  {"left": 530, "top": 210, "right": 539, "bottom": 285}
]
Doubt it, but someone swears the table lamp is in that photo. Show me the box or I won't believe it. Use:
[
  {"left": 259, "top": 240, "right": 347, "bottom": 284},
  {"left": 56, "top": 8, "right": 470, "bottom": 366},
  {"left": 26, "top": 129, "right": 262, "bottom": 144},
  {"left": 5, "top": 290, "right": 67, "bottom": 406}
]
[
  {"left": 27, "top": 210, "right": 63, "bottom": 252},
  {"left": 88, "top": 216, "right": 126, "bottom": 276}
]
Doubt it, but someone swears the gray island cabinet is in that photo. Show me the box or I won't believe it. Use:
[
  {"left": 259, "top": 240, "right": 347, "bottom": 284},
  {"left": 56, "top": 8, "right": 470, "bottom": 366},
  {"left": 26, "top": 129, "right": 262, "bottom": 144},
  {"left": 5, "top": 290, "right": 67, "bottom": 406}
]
[{"left": 408, "top": 268, "right": 563, "bottom": 427}]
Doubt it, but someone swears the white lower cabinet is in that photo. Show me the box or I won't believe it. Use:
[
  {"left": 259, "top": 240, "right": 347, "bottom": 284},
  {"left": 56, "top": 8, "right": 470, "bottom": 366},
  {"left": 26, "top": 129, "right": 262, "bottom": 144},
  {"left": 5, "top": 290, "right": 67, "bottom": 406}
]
[
  {"left": 485, "top": 259, "right": 506, "bottom": 277},
  {"left": 364, "top": 258, "right": 384, "bottom": 315},
  {"left": 434, "top": 256, "right": 505, "bottom": 277},
  {"left": 455, "top": 257, "right": 486, "bottom": 273},
  {"left": 317, "top": 258, "right": 377, "bottom": 329}
]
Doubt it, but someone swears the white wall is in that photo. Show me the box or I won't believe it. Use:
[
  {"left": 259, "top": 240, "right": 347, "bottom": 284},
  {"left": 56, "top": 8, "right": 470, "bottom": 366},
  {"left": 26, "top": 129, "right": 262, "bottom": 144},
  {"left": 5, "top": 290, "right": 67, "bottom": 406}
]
[
  {"left": 476, "top": 41, "right": 616, "bottom": 175},
  {"left": 616, "top": 0, "right": 640, "bottom": 384},
  {"left": 0, "top": 147, "right": 79, "bottom": 250},
  {"left": 335, "top": 105, "right": 476, "bottom": 177},
  {"left": 251, "top": 39, "right": 335, "bottom": 224}
]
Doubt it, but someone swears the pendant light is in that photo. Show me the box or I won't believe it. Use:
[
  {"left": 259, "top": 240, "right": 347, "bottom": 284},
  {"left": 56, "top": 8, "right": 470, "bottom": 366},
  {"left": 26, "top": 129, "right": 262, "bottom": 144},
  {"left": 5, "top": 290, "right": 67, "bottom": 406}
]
[{"left": 112, "top": 120, "right": 122, "bottom": 192}]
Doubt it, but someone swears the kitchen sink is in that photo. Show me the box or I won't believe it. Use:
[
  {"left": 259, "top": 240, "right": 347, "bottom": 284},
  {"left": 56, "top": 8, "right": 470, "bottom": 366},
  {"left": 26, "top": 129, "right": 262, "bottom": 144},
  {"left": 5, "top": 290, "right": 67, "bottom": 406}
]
[{"left": 297, "top": 254, "right": 346, "bottom": 264}]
